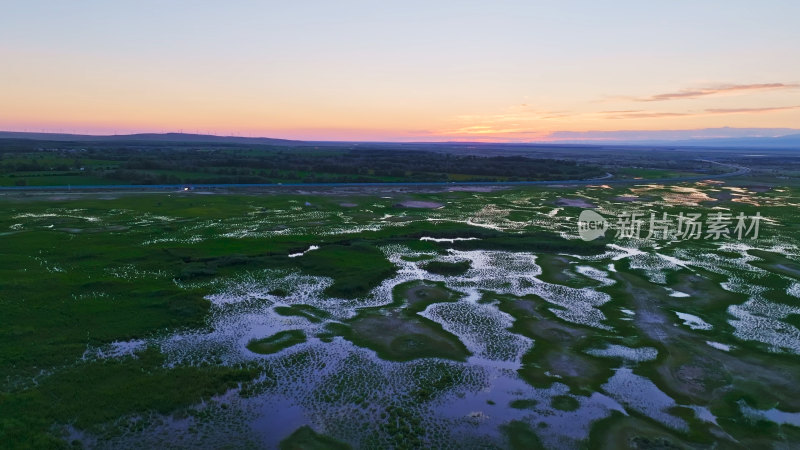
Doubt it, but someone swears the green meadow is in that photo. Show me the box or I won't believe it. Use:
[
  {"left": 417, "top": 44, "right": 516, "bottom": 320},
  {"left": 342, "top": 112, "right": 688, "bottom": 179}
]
[{"left": 1, "top": 181, "right": 799, "bottom": 448}]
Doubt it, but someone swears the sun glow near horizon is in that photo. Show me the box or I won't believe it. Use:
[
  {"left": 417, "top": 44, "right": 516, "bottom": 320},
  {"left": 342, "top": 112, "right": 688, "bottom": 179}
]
[{"left": 2, "top": 1, "right": 799, "bottom": 142}]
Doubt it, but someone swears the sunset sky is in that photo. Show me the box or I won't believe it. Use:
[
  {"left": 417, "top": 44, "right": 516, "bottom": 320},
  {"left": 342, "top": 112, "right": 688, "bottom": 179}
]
[{"left": 2, "top": 1, "right": 799, "bottom": 142}]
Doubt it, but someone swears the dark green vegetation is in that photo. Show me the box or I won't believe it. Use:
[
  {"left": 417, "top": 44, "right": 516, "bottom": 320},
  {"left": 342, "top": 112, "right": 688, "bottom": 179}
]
[
  {"left": 247, "top": 330, "right": 307, "bottom": 355},
  {"left": 501, "top": 420, "right": 544, "bottom": 450},
  {"left": 295, "top": 244, "right": 396, "bottom": 298},
  {"left": 610, "top": 265, "right": 800, "bottom": 447},
  {"left": 328, "top": 282, "right": 470, "bottom": 361},
  {"left": 550, "top": 395, "right": 580, "bottom": 412},
  {"left": 1, "top": 348, "right": 258, "bottom": 448},
  {"left": 395, "top": 282, "right": 457, "bottom": 314},
  {"left": 5, "top": 133, "right": 800, "bottom": 189},
  {"left": 0, "top": 137, "right": 605, "bottom": 186},
  {"left": 421, "top": 260, "right": 471, "bottom": 276},
  {"left": 517, "top": 242, "right": 800, "bottom": 447},
  {"left": 2, "top": 179, "right": 800, "bottom": 448},
  {"left": 279, "top": 426, "right": 351, "bottom": 450},
  {"left": 588, "top": 414, "right": 690, "bottom": 450},
  {"left": 489, "top": 290, "right": 617, "bottom": 394},
  {"left": 509, "top": 399, "right": 539, "bottom": 410},
  {"left": 0, "top": 191, "right": 582, "bottom": 445},
  {"left": 442, "top": 231, "right": 607, "bottom": 255},
  {"left": 274, "top": 304, "right": 331, "bottom": 323}
]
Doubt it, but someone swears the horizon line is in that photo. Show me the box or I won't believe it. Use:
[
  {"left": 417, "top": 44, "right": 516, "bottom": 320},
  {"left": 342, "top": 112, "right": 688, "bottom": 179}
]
[{"left": 1, "top": 127, "right": 799, "bottom": 145}]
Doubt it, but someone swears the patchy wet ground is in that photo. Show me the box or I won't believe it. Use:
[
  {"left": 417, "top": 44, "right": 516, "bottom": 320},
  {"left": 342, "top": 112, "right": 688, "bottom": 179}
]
[{"left": 3, "top": 181, "right": 800, "bottom": 448}]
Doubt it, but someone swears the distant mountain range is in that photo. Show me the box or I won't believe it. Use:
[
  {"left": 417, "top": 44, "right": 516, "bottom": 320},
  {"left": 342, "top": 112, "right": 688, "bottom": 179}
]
[
  {"left": 544, "top": 127, "right": 800, "bottom": 148},
  {"left": 635, "top": 133, "right": 800, "bottom": 148},
  {"left": 1, "top": 129, "right": 799, "bottom": 149},
  {"left": 0, "top": 131, "right": 297, "bottom": 146},
  {"left": 548, "top": 134, "right": 800, "bottom": 149}
]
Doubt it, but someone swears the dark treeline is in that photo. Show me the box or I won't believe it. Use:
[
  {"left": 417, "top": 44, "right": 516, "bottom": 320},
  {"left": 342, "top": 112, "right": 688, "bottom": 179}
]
[{"left": 0, "top": 139, "right": 605, "bottom": 185}]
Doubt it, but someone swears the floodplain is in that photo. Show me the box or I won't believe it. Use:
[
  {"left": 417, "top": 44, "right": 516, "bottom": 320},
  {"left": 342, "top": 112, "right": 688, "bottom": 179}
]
[{"left": 2, "top": 180, "right": 799, "bottom": 448}]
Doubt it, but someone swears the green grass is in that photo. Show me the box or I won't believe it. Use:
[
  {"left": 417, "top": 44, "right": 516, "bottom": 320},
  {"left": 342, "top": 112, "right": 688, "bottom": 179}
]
[
  {"left": 395, "top": 281, "right": 457, "bottom": 314},
  {"left": 326, "top": 281, "right": 468, "bottom": 361},
  {"left": 587, "top": 413, "right": 690, "bottom": 450},
  {"left": 2, "top": 183, "right": 799, "bottom": 447},
  {"left": 0, "top": 142, "right": 605, "bottom": 185},
  {"left": 0, "top": 174, "right": 127, "bottom": 186},
  {"left": 247, "top": 330, "right": 307, "bottom": 355},
  {"left": 0, "top": 230, "right": 212, "bottom": 383},
  {"left": 279, "top": 426, "right": 351, "bottom": 450},
  {"left": 0, "top": 348, "right": 259, "bottom": 448},
  {"left": 500, "top": 421, "right": 544, "bottom": 450},
  {"left": 550, "top": 395, "right": 580, "bottom": 412},
  {"left": 509, "top": 399, "right": 538, "bottom": 410},
  {"left": 490, "top": 292, "right": 617, "bottom": 394},
  {"left": 421, "top": 260, "right": 471, "bottom": 276},
  {"left": 295, "top": 243, "right": 397, "bottom": 298},
  {"left": 274, "top": 305, "right": 331, "bottom": 323},
  {"left": 614, "top": 167, "right": 706, "bottom": 179},
  {"left": 329, "top": 311, "right": 470, "bottom": 362}
]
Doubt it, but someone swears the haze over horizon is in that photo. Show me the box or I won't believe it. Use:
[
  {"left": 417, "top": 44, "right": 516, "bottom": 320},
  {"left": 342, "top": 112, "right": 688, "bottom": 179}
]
[
  {"left": 3, "top": 127, "right": 800, "bottom": 145},
  {"left": 2, "top": 1, "right": 799, "bottom": 142}
]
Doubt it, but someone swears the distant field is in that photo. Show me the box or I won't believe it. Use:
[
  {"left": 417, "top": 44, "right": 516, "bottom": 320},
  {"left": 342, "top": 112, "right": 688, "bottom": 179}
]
[
  {"left": 0, "top": 174, "right": 128, "bottom": 187},
  {"left": 613, "top": 167, "right": 708, "bottom": 179},
  {"left": 0, "top": 138, "right": 608, "bottom": 186}
]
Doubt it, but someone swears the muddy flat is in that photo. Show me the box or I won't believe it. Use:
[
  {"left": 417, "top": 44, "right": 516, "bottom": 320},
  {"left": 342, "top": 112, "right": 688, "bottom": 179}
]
[
  {"left": 556, "top": 197, "right": 596, "bottom": 208},
  {"left": 396, "top": 200, "right": 444, "bottom": 208}
]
